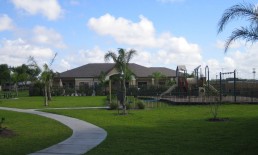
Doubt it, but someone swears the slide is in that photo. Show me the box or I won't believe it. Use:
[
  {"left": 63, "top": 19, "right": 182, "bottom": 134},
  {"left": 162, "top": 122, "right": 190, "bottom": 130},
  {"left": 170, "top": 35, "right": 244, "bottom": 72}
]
[
  {"left": 204, "top": 84, "right": 219, "bottom": 95},
  {"left": 160, "top": 84, "right": 177, "bottom": 97}
]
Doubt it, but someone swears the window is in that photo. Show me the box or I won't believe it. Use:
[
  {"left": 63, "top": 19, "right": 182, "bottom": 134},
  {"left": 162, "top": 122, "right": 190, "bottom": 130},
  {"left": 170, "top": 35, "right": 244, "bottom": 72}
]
[
  {"left": 138, "top": 82, "right": 147, "bottom": 87},
  {"left": 79, "top": 82, "right": 85, "bottom": 87}
]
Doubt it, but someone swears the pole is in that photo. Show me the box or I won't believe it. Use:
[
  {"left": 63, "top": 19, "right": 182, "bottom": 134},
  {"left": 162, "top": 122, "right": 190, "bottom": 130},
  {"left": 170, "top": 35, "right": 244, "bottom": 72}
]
[
  {"left": 109, "top": 79, "right": 111, "bottom": 104},
  {"left": 234, "top": 70, "right": 236, "bottom": 103},
  {"left": 205, "top": 66, "right": 209, "bottom": 97},
  {"left": 220, "top": 72, "right": 222, "bottom": 102}
]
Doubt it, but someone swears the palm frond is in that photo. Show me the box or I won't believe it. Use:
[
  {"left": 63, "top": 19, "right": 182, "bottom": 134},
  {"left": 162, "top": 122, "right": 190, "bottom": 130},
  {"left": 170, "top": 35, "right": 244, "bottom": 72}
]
[
  {"left": 218, "top": 3, "right": 257, "bottom": 33},
  {"left": 49, "top": 53, "right": 57, "bottom": 67},
  {"left": 224, "top": 26, "right": 258, "bottom": 53},
  {"left": 27, "top": 56, "right": 39, "bottom": 68},
  {"left": 104, "top": 51, "right": 117, "bottom": 62},
  {"left": 126, "top": 49, "right": 137, "bottom": 63}
]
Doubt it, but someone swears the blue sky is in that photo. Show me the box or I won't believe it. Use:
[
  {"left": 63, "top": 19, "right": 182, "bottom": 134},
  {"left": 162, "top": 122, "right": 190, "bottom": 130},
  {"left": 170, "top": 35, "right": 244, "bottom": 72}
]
[{"left": 0, "top": 0, "right": 258, "bottom": 79}]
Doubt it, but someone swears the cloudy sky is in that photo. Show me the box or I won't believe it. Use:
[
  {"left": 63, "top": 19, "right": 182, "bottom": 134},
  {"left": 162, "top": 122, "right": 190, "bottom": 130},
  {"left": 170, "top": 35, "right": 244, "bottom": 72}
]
[{"left": 0, "top": 0, "right": 257, "bottom": 79}]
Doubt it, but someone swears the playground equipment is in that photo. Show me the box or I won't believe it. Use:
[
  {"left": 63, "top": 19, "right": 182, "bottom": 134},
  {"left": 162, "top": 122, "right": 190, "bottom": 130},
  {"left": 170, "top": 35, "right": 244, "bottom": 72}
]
[
  {"left": 160, "top": 65, "right": 219, "bottom": 97},
  {"left": 160, "top": 84, "right": 177, "bottom": 97}
]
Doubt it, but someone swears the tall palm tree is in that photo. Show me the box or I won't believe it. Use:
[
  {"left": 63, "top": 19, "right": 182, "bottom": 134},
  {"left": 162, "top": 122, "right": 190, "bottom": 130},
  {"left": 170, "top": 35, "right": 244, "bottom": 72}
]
[
  {"left": 104, "top": 48, "right": 137, "bottom": 114},
  {"left": 218, "top": 3, "right": 258, "bottom": 53}
]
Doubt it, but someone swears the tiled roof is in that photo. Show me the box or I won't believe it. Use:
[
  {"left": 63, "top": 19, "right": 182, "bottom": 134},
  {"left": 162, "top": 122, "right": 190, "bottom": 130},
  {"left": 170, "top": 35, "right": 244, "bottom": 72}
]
[{"left": 59, "top": 63, "right": 176, "bottom": 78}]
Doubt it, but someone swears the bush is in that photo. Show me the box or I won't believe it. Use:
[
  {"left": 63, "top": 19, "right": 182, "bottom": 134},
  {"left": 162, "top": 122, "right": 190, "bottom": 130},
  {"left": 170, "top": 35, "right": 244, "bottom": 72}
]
[
  {"left": 52, "top": 87, "right": 64, "bottom": 96},
  {"left": 29, "top": 82, "right": 44, "bottom": 96},
  {"left": 64, "top": 88, "right": 75, "bottom": 96},
  {"left": 109, "top": 101, "right": 118, "bottom": 110},
  {"left": 137, "top": 101, "right": 145, "bottom": 109},
  {"left": 107, "top": 94, "right": 117, "bottom": 101},
  {"left": 126, "top": 103, "right": 132, "bottom": 110}
]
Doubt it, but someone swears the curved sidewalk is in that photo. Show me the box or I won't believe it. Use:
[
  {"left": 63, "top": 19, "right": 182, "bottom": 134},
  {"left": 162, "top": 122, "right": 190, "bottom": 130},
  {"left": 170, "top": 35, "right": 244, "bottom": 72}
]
[{"left": 0, "top": 107, "right": 107, "bottom": 155}]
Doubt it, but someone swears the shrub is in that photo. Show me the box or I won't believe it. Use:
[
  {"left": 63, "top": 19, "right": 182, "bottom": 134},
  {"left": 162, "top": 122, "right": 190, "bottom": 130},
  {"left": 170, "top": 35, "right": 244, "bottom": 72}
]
[
  {"left": 137, "top": 101, "right": 145, "bottom": 109},
  {"left": 109, "top": 101, "right": 118, "bottom": 110},
  {"left": 64, "top": 88, "right": 75, "bottom": 96},
  {"left": 29, "top": 82, "right": 44, "bottom": 96},
  {"left": 52, "top": 87, "right": 64, "bottom": 96},
  {"left": 126, "top": 103, "right": 132, "bottom": 110}
]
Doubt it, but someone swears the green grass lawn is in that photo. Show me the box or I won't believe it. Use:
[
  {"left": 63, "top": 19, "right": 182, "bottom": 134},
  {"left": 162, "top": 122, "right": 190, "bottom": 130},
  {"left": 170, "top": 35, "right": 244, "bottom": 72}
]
[
  {"left": 43, "top": 104, "right": 258, "bottom": 155},
  {"left": 0, "top": 110, "right": 72, "bottom": 155},
  {"left": 0, "top": 96, "right": 107, "bottom": 109}
]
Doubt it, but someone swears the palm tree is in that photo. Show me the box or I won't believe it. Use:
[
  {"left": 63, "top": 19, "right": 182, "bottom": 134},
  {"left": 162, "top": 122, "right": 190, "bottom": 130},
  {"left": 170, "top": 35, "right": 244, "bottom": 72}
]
[
  {"left": 218, "top": 3, "right": 258, "bottom": 53},
  {"left": 41, "top": 64, "right": 52, "bottom": 106},
  {"left": 151, "top": 71, "right": 165, "bottom": 86},
  {"left": 104, "top": 48, "right": 137, "bottom": 114},
  {"left": 28, "top": 53, "right": 57, "bottom": 106}
]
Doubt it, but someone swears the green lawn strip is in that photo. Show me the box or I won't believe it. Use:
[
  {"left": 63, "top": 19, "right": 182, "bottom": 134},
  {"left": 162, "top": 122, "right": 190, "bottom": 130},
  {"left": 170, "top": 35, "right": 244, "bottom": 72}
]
[
  {"left": 43, "top": 104, "right": 258, "bottom": 155},
  {"left": 0, "top": 110, "right": 72, "bottom": 155},
  {"left": 0, "top": 96, "right": 107, "bottom": 109}
]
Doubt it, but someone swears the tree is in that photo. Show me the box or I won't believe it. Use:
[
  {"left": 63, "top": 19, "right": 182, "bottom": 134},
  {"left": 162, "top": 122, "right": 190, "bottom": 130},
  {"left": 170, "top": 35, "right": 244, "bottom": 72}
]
[
  {"left": 28, "top": 53, "right": 57, "bottom": 106},
  {"left": 0, "top": 64, "right": 11, "bottom": 86},
  {"left": 151, "top": 72, "right": 165, "bottom": 86},
  {"left": 9, "top": 64, "right": 41, "bottom": 96},
  {"left": 10, "top": 71, "right": 19, "bottom": 96},
  {"left": 218, "top": 3, "right": 258, "bottom": 53},
  {"left": 104, "top": 48, "right": 137, "bottom": 114},
  {"left": 41, "top": 64, "right": 54, "bottom": 105}
]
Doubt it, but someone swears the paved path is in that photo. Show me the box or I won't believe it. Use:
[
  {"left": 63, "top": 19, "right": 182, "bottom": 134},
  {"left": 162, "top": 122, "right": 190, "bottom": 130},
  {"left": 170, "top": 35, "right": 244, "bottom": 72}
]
[{"left": 0, "top": 107, "right": 107, "bottom": 155}]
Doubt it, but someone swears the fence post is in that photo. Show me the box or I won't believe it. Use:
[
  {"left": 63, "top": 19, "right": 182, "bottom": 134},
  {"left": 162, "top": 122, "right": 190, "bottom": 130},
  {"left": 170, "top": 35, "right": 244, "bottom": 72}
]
[
  {"left": 234, "top": 70, "right": 236, "bottom": 103},
  {"left": 220, "top": 72, "right": 222, "bottom": 102}
]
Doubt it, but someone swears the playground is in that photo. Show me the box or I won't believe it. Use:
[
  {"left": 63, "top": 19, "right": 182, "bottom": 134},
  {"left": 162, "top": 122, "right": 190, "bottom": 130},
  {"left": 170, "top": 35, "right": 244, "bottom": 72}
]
[{"left": 156, "top": 65, "right": 258, "bottom": 104}]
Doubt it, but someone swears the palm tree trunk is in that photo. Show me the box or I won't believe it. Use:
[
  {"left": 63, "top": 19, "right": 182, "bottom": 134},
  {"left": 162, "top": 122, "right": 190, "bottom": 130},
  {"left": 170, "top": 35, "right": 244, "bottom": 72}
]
[
  {"left": 44, "top": 84, "right": 48, "bottom": 106},
  {"left": 123, "top": 65, "right": 127, "bottom": 115},
  {"left": 123, "top": 78, "right": 127, "bottom": 114},
  {"left": 15, "top": 83, "right": 18, "bottom": 97},
  {"left": 47, "top": 82, "right": 51, "bottom": 101}
]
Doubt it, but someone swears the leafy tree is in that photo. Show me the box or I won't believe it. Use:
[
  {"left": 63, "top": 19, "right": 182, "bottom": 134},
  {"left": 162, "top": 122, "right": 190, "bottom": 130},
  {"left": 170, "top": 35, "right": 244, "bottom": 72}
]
[
  {"left": 0, "top": 64, "right": 11, "bottom": 86},
  {"left": 12, "top": 64, "right": 30, "bottom": 87},
  {"left": 104, "top": 48, "right": 137, "bottom": 114},
  {"left": 218, "top": 3, "right": 258, "bottom": 53}
]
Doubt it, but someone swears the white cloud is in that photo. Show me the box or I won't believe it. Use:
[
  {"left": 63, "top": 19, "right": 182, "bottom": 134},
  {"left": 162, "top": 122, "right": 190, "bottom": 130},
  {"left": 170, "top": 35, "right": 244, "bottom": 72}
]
[
  {"left": 0, "top": 38, "right": 54, "bottom": 67},
  {"left": 11, "top": 0, "right": 62, "bottom": 20},
  {"left": 88, "top": 14, "right": 202, "bottom": 72},
  {"left": 131, "top": 50, "right": 153, "bottom": 67},
  {"left": 33, "top": 26, "right": 66, "bottom": 49},
  {"left": 54, "top": 59, "right": 72, "bottom": 72},
  {"left": 205, "top": 42, "right": 258, "bottom": 79},
  {"left": 62, "top": 47, "right": 106, "bottom": 70},
  {"left": 88, "top": 14, "right": 156, "bottom": 48},
  {"left": 0, "top": 14, "right": 14, "bottom": 31}
]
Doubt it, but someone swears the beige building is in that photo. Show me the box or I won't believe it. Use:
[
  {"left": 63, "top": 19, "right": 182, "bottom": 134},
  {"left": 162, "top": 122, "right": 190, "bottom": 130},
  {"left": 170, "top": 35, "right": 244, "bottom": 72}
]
[{"left": 55, "top": 63, "right": 176, "bottom": 89}]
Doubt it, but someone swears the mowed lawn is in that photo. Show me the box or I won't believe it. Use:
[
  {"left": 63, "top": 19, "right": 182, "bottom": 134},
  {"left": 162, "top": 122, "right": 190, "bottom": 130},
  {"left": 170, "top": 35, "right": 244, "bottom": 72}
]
[
  {"left": 0, "top": 110, "right": 72, "bottom": 155},
  {"left": 43, "top": 104, "right": 258, "bottom": 155},
  {"left": 0, "top": 96, "right": 107, "bottom": 109}
]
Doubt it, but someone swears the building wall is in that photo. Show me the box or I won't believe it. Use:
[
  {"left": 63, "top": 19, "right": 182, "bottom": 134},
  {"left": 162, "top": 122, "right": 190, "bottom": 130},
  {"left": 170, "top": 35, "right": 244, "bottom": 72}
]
[{"left": 75, "top": 78, "right": 99, "bottom": 87}]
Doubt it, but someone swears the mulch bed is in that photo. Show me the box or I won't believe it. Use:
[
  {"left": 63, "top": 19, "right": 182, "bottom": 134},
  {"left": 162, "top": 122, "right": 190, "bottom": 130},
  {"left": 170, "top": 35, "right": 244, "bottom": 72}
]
[{"left": 0, "top": 128, "right": 16, "bottom": 138}]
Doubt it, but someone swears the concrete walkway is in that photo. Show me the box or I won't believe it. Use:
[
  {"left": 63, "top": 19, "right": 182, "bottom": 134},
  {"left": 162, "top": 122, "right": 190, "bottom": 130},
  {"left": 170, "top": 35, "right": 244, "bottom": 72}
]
[{"left": 0, "top": 107, "right": 107, "bottom": 155}]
